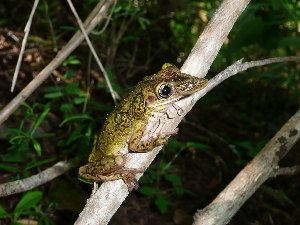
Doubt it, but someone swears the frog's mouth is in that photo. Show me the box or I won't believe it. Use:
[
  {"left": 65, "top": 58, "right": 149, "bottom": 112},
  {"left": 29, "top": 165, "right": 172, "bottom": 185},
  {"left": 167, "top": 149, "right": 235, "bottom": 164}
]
[{"left": 149, "top": 95, "right": 182, "bottom": 108}]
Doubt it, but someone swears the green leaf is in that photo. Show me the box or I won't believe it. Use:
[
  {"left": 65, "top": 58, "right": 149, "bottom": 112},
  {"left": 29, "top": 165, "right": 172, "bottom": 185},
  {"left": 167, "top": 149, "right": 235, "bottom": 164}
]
[
  {"left": 138, "top": 177, "right": 150, "bottom": 184},
  {"left": 165, "top": 174, "right": 182, "bottom": 185},
  {"left": 31, "top": 107, "right": 50, "bottom": 136},
  {"left": 65, "top": 81, "right": 86, "bottom": 95},
  {"left": 138, "top": 186, "right": 157, "bottom": 196},
  {"left": 145, "top": 166, "right": 161, "bottom": 180},
  {"left": 65, "top": 80, "right": 77, "bottom": 90},
  {"left": 138, "top": 17, "right": 151, "bottom": 30},
  {"left": 166, "top": 137, "right": 182, "bottom": 152},
  {"left": 7, "top": 128, "right": 27, "bottom": 134},
  {"left": 31, "top": 139, "right": 42, "bottom": 156},
  {"left": 65, "top": 125, "right": 88, "bottom": 144},
  {"left": 20, "top": 210, "right": 41, "bottom": 216},
  {"left": 63, "top": 70, "right": 77, "bottom": 79},
  {"left": 60, "top": 103, "right": 74, "bottom": 113},
  {"left": 62, "top": 56, "right": 81, "bottom": 66},
  {"left": 0, "top": 19, "right": 8, "bottom": 26},
  {"left": 114, "top": 5, "right": 122, "bottom": 13},
  {"left": 44, "top": 92, "right": 64, "bottom": 99},
  {"left": 0, "top": 164, "right": 22, "bottom": 172},
  {"left": 160, "top": 162, "right": 173, "bottom": 171},
  {"left": 59, "top": 25, "right": 77, "bottom": 31},
  {"left": 59, "top": 114, "right": 93, "bottom": 126},
  {"left": 0, "top": 205, "right": 10, "bottom": 218},
  {"left": 154, "top": 195, "right": 172, "bottom": 213},
  {"left": 34, "top": 133, "right": 55, "bottom": 138},
  {"left": 14, "top": 191, "right": 43, "bottom": 213},
  {"left": 26, "top": 158, "right": 56, "bottom": 170},
  {"left": 74, "top": 97, "right": 86, "bottom": 104},
  {"left": 78, "top": 176, "right": 94, "bottom": 184},
  {"left": 21, "top": 102, "right": 32, "bottom": 110},
  {"left": 9, "top": 135, "right": 28, "bottom": 143}
]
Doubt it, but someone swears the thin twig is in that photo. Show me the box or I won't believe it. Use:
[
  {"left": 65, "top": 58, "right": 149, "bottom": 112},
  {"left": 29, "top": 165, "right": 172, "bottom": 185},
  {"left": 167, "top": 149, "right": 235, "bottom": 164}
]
[
  {"left": 193, "top": 56, "right": 300, "bottom": 101},
  {"left": 66, "top": 0, "right": 120, "bottom": 104},
  {"left": 11, "top": 0, "right": 40, "bottom": 92},
  {"left": 0, "top": 161, "right": 72, "bottom": 197},
  {"left": 271, "top": 165, "right": 300, "bottom": 177},
  {"left": 43, "top": 0, "right": 57, "bottom": 52},
  {"left": 91, "top": 0, "right": 117, "bottom": 35}
]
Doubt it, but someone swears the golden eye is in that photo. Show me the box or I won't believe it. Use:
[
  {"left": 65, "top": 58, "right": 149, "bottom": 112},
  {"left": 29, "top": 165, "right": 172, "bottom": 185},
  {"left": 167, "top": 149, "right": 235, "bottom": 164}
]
[{"left": 158, "top": 83, "right": 173, "bottom": 99}]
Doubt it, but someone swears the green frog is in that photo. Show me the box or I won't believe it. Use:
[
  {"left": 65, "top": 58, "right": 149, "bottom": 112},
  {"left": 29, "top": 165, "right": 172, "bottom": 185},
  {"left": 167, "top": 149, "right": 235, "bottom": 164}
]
[{"left": 79, "top": 63, "right": 207, "bottom": 191}]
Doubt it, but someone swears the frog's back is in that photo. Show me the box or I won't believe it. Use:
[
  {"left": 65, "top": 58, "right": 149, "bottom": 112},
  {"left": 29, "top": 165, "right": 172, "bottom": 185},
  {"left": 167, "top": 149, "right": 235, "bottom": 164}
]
[{"left": 91, "top": 82, "right": 148, "bottom": 158}]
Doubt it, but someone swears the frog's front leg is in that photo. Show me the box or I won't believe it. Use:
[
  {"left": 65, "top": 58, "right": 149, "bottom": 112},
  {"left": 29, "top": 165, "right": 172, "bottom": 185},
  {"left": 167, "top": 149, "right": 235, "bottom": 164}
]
[
  {"left": 129, "top": 122, "right": 178, "bottom": 152},
  {"left": 79, "top": 155, "right": 144, "bottom": 191}
]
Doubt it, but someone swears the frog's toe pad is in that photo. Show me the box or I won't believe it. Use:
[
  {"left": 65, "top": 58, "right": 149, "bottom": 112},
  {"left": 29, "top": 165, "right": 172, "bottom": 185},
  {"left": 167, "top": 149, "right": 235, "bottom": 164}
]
[{"left": 121, "top": 168, "right": 145, "bottom": 191}]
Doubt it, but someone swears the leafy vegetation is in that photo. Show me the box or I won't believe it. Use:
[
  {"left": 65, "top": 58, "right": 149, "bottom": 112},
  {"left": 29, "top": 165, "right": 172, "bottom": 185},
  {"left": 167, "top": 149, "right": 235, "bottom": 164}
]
[{"left": 0, "top": 0, "right": 299, "bottom": 224}]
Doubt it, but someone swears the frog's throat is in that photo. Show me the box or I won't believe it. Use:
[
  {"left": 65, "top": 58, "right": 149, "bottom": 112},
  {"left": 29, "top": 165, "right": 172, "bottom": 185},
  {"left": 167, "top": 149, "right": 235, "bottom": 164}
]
[{"left": 151, "top": 95, "right": 182, "bottom": 107}]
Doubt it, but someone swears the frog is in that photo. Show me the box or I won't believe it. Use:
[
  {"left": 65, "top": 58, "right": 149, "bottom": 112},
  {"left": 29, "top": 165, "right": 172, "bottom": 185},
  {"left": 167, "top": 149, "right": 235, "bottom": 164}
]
[{"left": 79, "top": 63, "right": 207, "bottom": 191}]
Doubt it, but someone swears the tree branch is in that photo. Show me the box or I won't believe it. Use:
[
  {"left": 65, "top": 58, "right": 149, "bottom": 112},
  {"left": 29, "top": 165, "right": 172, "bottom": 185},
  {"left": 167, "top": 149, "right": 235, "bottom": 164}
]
[
  {"left": 0, "top": 161, "right": 72, "bottom": 197},
  {"left": 193, "top": 109, "right": 300, "bottom": 225}
]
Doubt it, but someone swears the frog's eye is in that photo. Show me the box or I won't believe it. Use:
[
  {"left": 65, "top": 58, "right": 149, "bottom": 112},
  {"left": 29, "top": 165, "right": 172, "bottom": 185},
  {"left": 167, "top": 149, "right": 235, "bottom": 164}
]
[{"left": 158, "top": 83, "right": 173, "bottom": 99}]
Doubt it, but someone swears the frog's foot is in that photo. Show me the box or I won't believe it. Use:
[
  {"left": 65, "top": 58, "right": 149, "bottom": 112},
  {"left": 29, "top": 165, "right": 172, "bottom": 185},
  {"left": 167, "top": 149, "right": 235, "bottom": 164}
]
[
  {"left": 117, "top": 167, "right": 145, "bottom": 191},
  {"left": 172, "top": 103, "right": 184, "bottom": 116},
  {"left": 154, "top": 128, "right": 179, "bottom": 146},
  {"left": 166, "top": 103, "right": 183, "bottom": 118}
]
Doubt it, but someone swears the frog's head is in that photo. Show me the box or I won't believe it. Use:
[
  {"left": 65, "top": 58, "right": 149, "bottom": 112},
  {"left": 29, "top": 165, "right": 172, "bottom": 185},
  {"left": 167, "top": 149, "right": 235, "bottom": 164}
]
[{"left": 142, "top": 63, "right": 207, "bottom": 111}]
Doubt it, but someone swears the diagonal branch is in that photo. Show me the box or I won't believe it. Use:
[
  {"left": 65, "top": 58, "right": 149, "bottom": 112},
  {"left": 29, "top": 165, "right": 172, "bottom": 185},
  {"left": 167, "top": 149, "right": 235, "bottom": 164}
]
[{"left": 193, "top": 109, "right": 300, "bottom": 225}]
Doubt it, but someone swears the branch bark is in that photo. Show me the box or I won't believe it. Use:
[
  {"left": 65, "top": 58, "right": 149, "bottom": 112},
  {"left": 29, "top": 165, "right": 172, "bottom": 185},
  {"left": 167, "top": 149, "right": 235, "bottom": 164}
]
[{"left": 0, "top": 161, "right": 72, "bottom": 197}]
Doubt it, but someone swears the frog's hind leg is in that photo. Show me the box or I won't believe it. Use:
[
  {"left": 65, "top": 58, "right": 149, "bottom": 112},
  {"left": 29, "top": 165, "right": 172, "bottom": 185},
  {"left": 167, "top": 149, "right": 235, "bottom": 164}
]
[
  {"left": 79, "top": 157, "right": 145, "bottom": 191},
  {"left": 120, "top": 167, "right": 145, "bottom": 191}
]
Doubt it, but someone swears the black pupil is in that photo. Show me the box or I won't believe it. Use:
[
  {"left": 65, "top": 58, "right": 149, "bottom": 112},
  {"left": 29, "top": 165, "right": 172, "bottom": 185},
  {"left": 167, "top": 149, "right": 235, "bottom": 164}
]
[{"left": 161, "top": 85, "right": 171, "bottom": 96}]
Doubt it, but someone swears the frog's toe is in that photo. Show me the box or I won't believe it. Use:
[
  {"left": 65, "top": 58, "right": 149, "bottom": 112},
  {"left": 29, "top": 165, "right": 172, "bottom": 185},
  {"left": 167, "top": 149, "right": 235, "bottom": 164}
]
[
  {"left": 123, "top": 176, "right": 139, "bottom": 191},
  {"left": 122, "top": 168, "right": 145, "bottom": 191}
]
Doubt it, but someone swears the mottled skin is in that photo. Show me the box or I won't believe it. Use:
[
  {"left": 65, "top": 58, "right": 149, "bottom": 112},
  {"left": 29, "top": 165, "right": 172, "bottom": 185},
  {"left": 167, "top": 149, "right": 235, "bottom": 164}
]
[{"left": 79, "top": 63, "right": 207, "bottom": 191}]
